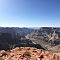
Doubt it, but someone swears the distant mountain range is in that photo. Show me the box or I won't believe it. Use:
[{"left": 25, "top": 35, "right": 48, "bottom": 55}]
[{"left": 0, "top": 27, "right": 34, "bottom": 36}]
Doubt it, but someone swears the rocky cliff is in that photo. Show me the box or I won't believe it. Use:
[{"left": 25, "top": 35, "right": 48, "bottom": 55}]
[
  {"left": 26, "top": 27, "right": 60, "bottom": 51},
  {"left": 0, "top": 27, "right": 34, "bottom": 50}
]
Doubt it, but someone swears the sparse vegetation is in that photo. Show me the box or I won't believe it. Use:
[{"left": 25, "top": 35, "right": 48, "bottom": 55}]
[
  {"left": 33, "top": 48, "right": 37, "bottom": 50},
  {"left": 18, "top": 48, "right": 22, "bottom": 51},
  {"left": 7, "top": 50, "right": 11, "bottom": 52},
  {"left": 0, "top": 57, "right": 4, "bottom": 60},
  {"left": 23, "top": 51, "right": 31, "bottom": 56}
]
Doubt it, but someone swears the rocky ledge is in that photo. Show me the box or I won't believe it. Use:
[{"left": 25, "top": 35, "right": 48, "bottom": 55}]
[{"left": 0, "top": 47, "right": 60, "bottom": 60}]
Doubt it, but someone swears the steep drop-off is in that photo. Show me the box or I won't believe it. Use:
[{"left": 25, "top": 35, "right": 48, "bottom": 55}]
[
  {"left": 0, "top": 27, "right": 34, "bottom": 50},
  {"left": 26, "top": 27, "right": 60, "bottom": 51}
]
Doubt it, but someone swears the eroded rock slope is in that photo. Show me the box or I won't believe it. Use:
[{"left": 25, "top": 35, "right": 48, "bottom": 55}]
[{"left": 26, "top": 27, "right": 60, "bottom": 51}]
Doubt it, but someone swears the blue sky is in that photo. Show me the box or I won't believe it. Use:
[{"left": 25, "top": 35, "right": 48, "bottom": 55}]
[{"left": 0, "top": 0, "right": 60, "bottom": 27}]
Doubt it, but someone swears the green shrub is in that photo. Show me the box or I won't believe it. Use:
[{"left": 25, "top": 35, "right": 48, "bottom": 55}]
[{"left": 7, "top": 50, "right": 11, "bottom": 52}]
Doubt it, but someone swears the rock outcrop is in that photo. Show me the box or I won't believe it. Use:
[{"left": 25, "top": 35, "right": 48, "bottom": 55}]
[
  {"left": 0, "top": 47, "right": 60, "bottom": 60},
  {"left": 26, "top": 27, "right": 60, "bottom": 51}
]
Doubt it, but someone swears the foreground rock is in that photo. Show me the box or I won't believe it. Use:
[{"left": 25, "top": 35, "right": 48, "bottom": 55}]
[{"left": 0, "top": 47, "right": 60, "bottom": 60}]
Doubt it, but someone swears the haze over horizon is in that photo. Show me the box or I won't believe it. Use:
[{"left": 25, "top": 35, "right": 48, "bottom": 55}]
[{"left": 0, "top": 0, "right": 60, "bottom": 27}]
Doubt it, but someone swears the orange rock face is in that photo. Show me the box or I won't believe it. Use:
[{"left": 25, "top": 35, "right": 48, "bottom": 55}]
[{"left": 0, "top": 47, "right": 60, "bottom": 60}]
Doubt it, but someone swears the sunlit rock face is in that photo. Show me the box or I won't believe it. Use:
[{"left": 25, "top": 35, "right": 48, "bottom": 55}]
[
  {"left": 0, "top": 47, "right": 60, "bottom": 60},
  {"left": 26, "top": 27, "right": 60, "bottom": 51}
]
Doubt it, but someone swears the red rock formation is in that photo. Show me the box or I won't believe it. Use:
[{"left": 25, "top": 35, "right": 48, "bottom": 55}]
[{"left": 0, "top": 47, "right": 60, "bottom": 60}]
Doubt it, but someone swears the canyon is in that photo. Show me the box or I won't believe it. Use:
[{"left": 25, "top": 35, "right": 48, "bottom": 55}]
[{"left": 0, "top": 27, "right": 60, "bottom": 60}]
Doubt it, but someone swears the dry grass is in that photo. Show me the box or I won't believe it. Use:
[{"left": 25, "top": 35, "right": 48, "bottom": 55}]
[
  {"left": 0, "top": 57, "right": 4, "bottom": 60},
  {"left": 18, "top": 47, "right": 22, "bottom": 51},
  {"left": 33, "top": 48, "right": 37, "bottom": 50},
  {"left": 23, "top": 51, "right": 31, "bottom": 57}
]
